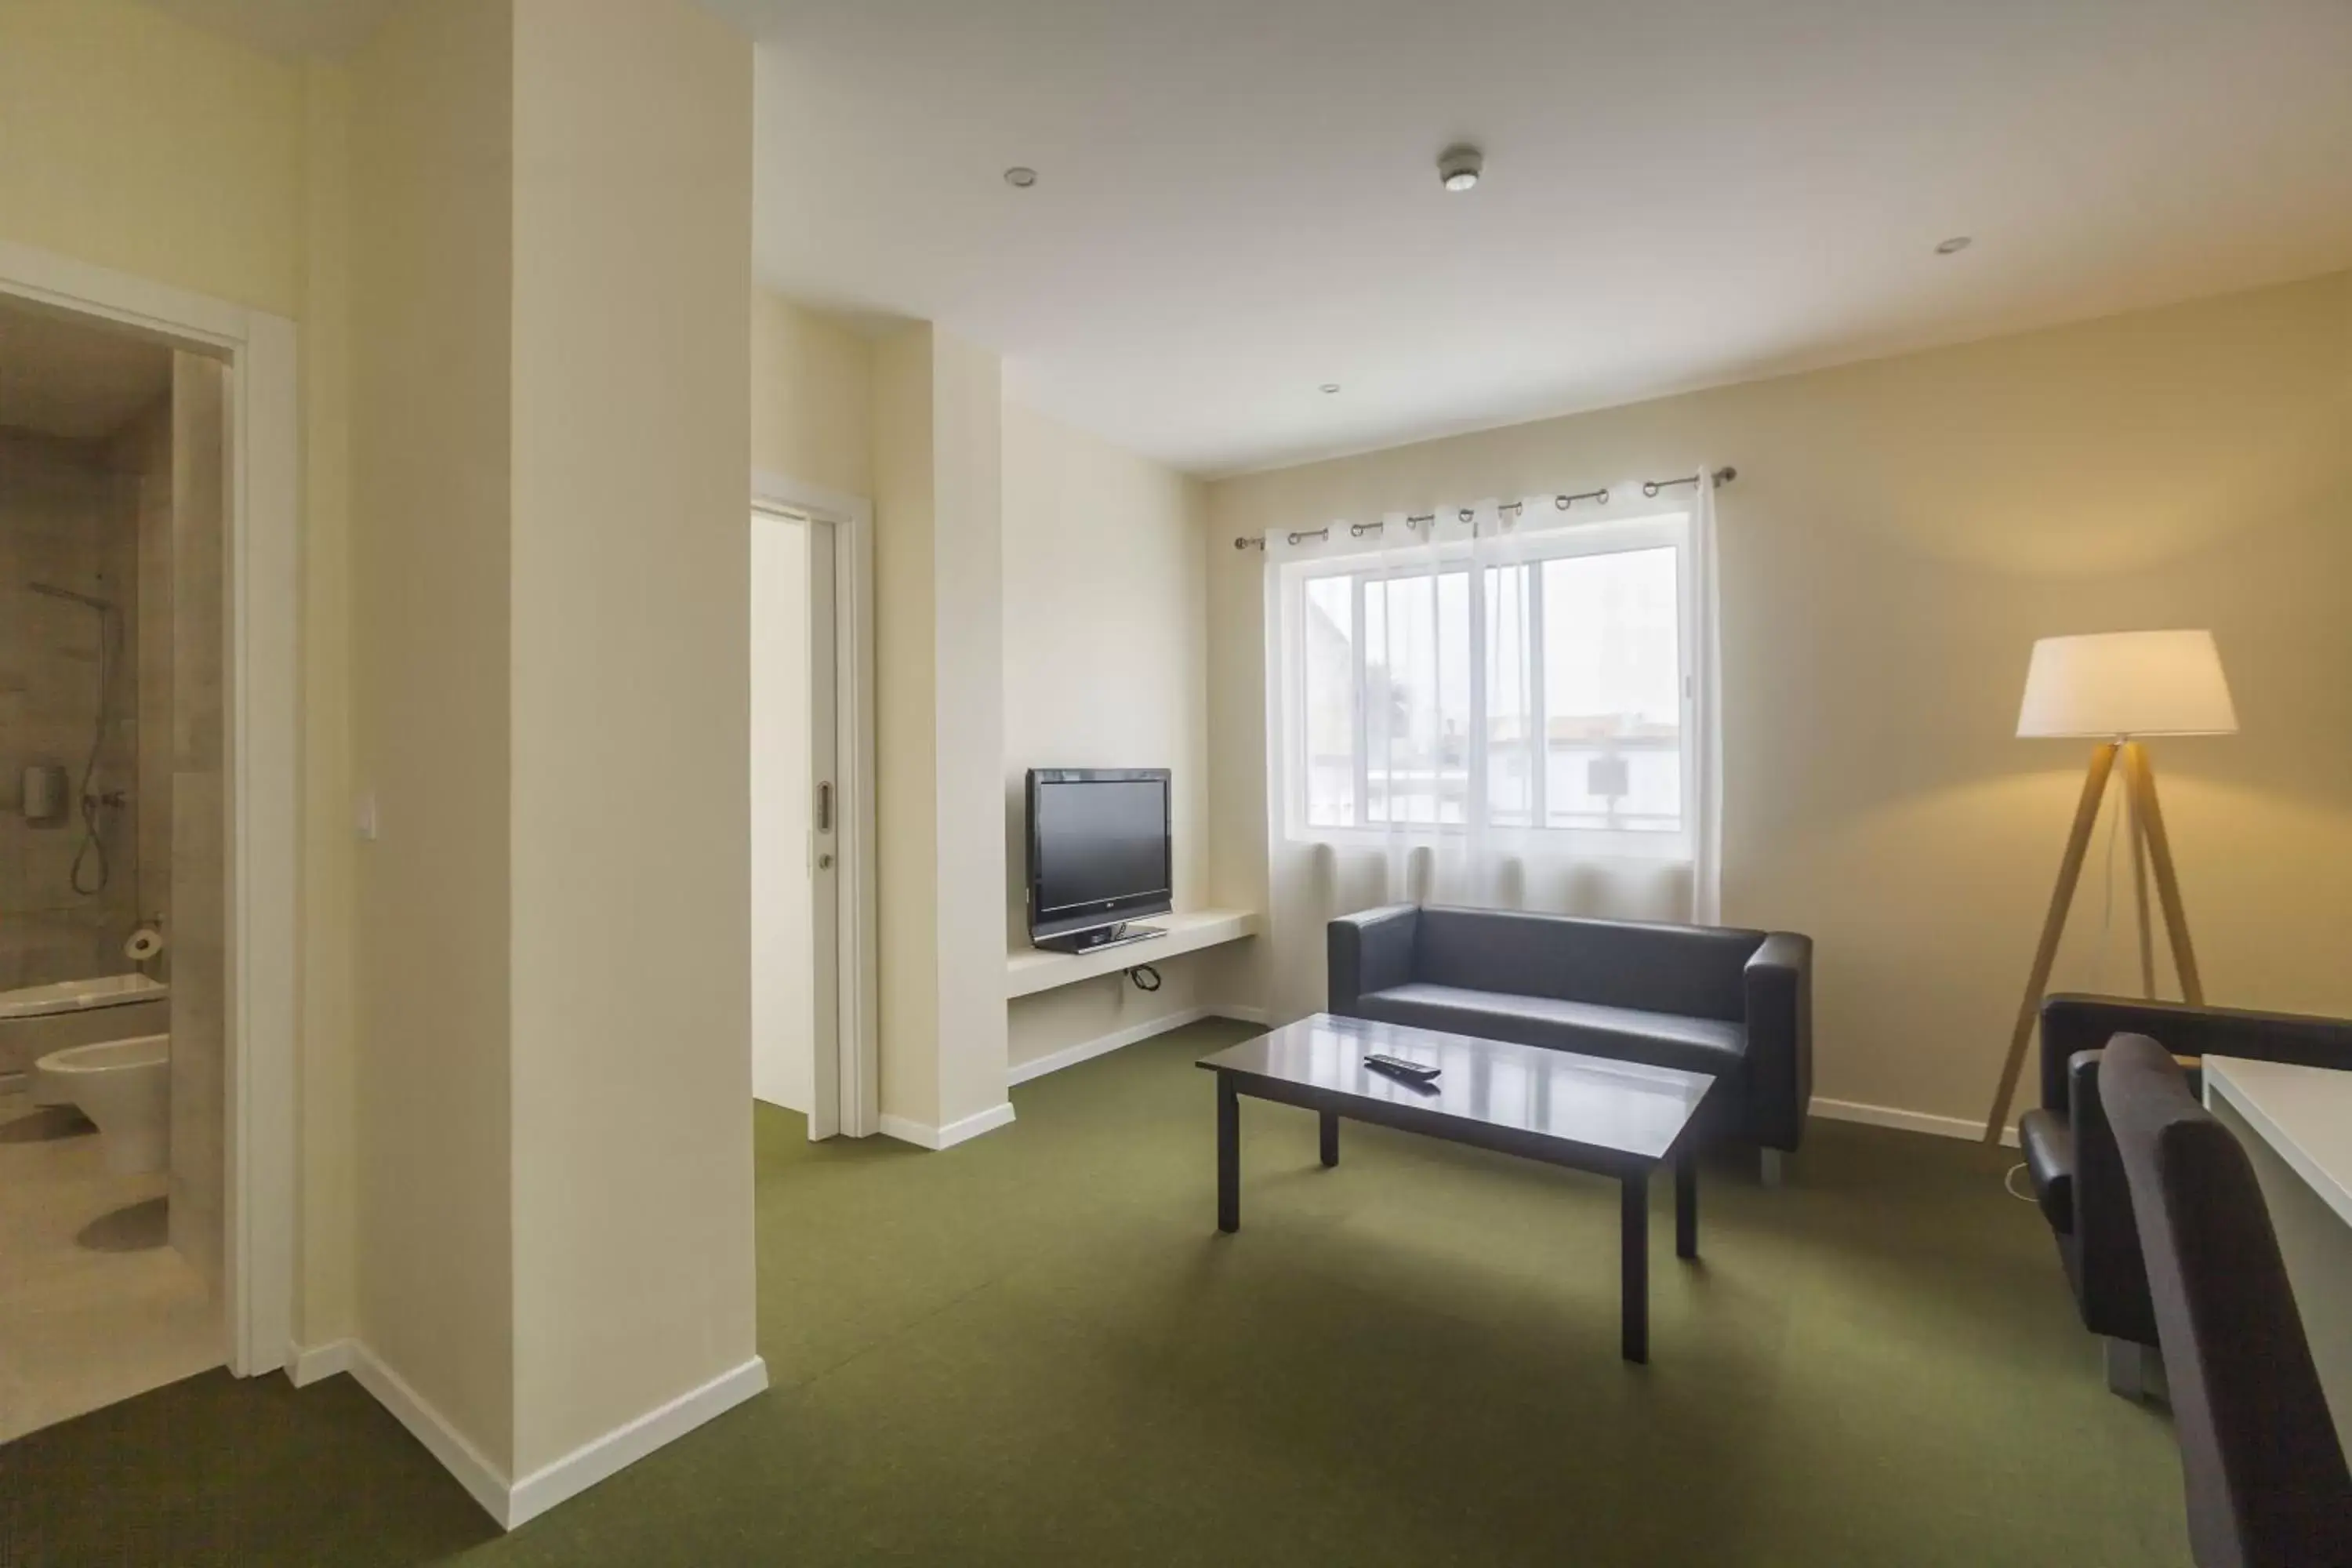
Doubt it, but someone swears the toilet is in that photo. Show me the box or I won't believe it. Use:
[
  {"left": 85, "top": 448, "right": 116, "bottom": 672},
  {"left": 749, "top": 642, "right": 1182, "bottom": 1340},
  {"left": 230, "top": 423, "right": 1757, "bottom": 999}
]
[{"left": 31, "top": 1034, "right": 171, "bottom": 1175}]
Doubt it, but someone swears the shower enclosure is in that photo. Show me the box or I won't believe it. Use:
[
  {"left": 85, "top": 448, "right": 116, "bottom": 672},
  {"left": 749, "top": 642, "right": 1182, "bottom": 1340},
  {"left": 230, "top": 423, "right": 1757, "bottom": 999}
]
[{"left": 1, "top": 424, "right": 152, "bottom": 1010}]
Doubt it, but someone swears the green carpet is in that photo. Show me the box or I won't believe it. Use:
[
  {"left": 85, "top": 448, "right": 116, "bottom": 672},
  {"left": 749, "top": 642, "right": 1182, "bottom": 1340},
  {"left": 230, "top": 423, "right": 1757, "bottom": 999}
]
[{"left": 1, "top": 1019, "right": 2190, "bottom": 1565}]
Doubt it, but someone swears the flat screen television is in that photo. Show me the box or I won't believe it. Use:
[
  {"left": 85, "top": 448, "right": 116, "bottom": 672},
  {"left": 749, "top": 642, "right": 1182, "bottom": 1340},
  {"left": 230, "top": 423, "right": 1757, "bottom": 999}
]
[{"left": 1025, "top": 768, "right": 1173, "bottom": 951}]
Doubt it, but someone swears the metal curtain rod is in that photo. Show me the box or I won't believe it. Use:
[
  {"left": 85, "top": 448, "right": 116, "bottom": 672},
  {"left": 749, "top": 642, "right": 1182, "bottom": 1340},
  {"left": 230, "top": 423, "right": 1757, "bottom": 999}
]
[{"left": 1230, "top": 466, "right": 1735, "bottom": 550}]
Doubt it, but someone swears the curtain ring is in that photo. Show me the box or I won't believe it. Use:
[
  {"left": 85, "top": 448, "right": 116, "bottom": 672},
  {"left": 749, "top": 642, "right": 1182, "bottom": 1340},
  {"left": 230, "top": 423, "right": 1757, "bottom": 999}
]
[{"left": 1642, "top": 481, "right": 1662, "bottom": 498}]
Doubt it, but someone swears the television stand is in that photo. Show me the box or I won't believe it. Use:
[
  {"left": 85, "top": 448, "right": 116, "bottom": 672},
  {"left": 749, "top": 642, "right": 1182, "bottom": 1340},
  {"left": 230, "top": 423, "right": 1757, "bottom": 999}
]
[{"left": 1033, "top": 921, "right": 1166, "bottom": 956}]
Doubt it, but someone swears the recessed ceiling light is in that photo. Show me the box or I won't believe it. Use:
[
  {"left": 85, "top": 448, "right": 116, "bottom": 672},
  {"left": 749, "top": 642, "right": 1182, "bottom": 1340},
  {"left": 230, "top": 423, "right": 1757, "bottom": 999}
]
[
  {"left": 1004, "top": 166, "right": 1037, "bottom": 189},
  {"left": 1438, "top": 144, "right": 1483, "bottom": 193},
  {"left": 1319, "top": 383, "right": 1341, "bottom": 394},
  {"left": 1935, "top": 235, "right": 1973, "bottom": 255}
]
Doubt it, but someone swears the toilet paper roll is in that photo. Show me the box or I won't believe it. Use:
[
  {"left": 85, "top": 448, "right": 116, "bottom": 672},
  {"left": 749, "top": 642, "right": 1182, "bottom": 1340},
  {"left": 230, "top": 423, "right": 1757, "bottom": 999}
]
[{"left": 125, "top": 927, "right": 165, "bottom": 962}]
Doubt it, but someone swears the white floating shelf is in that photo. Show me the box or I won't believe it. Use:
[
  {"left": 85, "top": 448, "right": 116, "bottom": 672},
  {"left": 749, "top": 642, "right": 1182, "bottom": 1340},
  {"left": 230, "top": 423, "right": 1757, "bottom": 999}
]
[{"left": 1005, "top": 909, "right": 1259, "bottom": 1000}]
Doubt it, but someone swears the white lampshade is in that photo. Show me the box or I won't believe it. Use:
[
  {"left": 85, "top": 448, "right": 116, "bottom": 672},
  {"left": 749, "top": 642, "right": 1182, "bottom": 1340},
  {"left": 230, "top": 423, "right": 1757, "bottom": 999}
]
[{"left": 2016, "top": 630, "right": 2238, "bottom": 739}]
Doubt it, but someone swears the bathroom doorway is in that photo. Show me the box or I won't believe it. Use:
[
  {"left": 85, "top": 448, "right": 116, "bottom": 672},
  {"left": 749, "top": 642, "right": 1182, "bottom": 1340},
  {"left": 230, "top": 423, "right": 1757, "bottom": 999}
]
[
  {"left": 0, "top": 236, "right": 299, "bottom": 1414},
  {"left": 750, "top": 480, "right": 877, "bottom": 1140},
  {"left": 0, "top": 296, "right": 230, "bottom": 1439}
]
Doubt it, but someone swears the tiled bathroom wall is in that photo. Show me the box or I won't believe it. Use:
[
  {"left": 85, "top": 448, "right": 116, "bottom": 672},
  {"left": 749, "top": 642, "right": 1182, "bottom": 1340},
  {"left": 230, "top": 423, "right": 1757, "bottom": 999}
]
[
  {"left": 112, "top": 395, "right": 175, "bottom": 975},
  {"left": 0, "top": 426, "right": 143, "bottom": 990}
]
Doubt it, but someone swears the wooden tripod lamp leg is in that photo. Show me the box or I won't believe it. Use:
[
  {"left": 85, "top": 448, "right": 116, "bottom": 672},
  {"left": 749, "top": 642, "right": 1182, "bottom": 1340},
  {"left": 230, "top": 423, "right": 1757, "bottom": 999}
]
[
  {"left": 2124, "top": 742, "right": 2204, "bottom": 1006},
  {"left": 1985, "top": 742, "right": 2120, "bottom": 1145},
  {"left": 2125, "top": 754, "right": 2156, "bottom": 998}
]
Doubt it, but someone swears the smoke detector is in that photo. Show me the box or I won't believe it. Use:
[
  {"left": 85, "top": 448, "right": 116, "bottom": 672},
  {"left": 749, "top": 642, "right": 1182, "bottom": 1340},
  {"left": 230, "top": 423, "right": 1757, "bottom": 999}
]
[{"left": 1438, "top": 145, "right": 1483, "bottom": 192}]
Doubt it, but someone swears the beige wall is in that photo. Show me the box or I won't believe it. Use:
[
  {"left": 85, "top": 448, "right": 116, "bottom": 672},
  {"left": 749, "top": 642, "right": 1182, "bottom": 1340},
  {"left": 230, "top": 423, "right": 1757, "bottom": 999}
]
[
  {"left": 1207, "top": 270, "right": 2352, "bottom": 1130},
  {"left": 0, "top": 0, "right": 361, "bottom": 1346},
  {"left": 1000, "top": 403, "right": 1217, "bottom": 1069},
  {"left": 0, "top": 0, "right": 304, "bottom": 317},
  {"left": 753, "top": 289, "right": 872, "bottom": 500},
  {"left": 871, "top": 329, "right": 942, "bottom": 1126},
  {"left": 8, "top": 0, "right": 762, "bottom": 1489},
  {"left": 506, "top": 0, "right": 757, "bottom": 1475},
  {"left": 871, "top": 325, "right": 1010, "bottom": 1134},
  {"left": 296, "top": 56, "right": 359, "bottom": 1350},
  {"left": 350, "top": 0, "right": 518, "bottom": 1470}
]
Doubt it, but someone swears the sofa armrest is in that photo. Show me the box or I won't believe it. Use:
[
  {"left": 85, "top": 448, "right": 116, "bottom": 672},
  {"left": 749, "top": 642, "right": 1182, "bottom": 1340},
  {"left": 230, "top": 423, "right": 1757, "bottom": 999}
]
[
  {"left": 1328, "top": 905, "right": 1419, "bottom": 1016},
  {"left": 1742, "top": 931, "right": 1813, "bottom": 1152},
  {"left": 2039, "top": 994, "right": 2352, "bottom": 1115},
  {"left": 2062, "top": 1045, "right": 2158, "bottom": 1345}
]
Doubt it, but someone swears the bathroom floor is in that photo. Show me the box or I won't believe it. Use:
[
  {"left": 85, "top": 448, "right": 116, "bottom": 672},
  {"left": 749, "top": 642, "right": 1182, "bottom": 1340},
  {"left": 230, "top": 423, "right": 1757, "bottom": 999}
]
[{"left": 0, "top": 1087, "right": 221, "bottom": 1443}]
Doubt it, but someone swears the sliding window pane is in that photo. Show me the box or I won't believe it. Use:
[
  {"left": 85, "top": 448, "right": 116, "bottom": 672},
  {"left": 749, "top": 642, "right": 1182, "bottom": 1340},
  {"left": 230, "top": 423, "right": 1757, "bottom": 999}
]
[
  {"left": 1483, "top": 564, "right": 1537, "bottom": 826},
  {"left": 1301, "top": 575, "right": 1356, "bottom": 827},
  {"left": 1541, "top": 546, "right": 1682, "bottom": 832},
  {"left": 1365, "top": 571, "right": 1472, "bottom": 825}
]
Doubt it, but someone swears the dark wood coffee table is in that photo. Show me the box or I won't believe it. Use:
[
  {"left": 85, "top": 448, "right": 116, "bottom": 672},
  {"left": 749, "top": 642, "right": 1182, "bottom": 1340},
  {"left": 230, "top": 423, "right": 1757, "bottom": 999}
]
[{"left": 1197, "top": 1012, "right": 1720, "bottom": 1363}]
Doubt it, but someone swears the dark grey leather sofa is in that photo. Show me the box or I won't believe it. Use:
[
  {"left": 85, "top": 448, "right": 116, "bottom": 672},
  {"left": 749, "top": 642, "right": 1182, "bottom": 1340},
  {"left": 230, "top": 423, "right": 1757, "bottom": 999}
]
[
  {"left": 1327, "top": 905, "right": 1813, "bottom": 1163},
  {"left": 2018, "top": 993, "right": 2352, "bottom": 1397}
]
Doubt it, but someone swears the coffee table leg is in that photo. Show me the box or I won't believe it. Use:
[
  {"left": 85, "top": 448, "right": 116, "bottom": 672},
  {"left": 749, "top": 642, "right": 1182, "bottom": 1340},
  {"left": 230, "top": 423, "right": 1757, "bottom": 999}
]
[
  {"left": 1621, "top": 1173, "right": 1649, "bottom": 1364},
  {"left": 1675, "top": 1150, "right": 1698, "bottom": 1261},
  {"left": 1319, "top": 1110, "right": 1339, "bottom": 1168},
  {"left": 1217, "top": 1074, "right": 1240, "bottom": 1233}
]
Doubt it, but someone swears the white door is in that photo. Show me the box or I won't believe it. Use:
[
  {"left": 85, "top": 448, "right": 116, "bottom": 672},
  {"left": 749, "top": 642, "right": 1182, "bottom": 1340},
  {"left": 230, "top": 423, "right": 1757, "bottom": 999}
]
[{"left": 750, "top": 507, "right": 840, "bottom": 1137}]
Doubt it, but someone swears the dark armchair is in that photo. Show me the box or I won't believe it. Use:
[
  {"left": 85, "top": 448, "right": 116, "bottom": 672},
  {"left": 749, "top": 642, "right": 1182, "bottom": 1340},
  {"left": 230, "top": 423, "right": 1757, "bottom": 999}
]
[
  {"left": 1328, "top": 904, "right": 1812, "bottom": 1173},
  {"left": 2100, "top": 1035, "right": 2352, "bottom": 1566},
  {"left": 2018, "top": 993, "right": 2352, "bottom": 1396}
]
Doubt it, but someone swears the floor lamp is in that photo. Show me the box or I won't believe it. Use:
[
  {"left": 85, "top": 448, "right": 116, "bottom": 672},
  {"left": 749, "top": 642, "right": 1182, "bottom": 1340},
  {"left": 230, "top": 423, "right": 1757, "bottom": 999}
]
[{"left": 1983, "top": 630, "right": 2238, "bottom": 1144}]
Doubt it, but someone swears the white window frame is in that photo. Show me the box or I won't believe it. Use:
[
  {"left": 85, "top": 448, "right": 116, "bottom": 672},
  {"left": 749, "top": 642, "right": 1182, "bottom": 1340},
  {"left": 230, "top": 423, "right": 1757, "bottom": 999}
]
[{"left": 1280, "top": 510, "right": 1697, "bottom": 858}]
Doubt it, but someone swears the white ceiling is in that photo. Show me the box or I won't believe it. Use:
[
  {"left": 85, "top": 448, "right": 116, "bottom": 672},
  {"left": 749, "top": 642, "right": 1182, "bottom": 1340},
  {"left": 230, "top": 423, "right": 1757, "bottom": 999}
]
[
  {"left": 0, "top": 301, "right": 173, "bottom": 442},
  {"left": 726, "top": 0, "right": 2352, "bottom": 475}
]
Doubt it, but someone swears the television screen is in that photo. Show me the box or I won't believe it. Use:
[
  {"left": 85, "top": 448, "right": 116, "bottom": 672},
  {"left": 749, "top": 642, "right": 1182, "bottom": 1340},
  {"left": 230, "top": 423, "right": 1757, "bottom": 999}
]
[{"left": 1028, "top": 769, "right": 1172, "bottom": 942}]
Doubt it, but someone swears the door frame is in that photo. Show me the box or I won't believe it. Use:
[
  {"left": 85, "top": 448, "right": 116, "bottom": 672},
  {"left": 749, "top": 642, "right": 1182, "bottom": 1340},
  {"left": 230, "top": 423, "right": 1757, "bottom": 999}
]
[
  {"left": 752, "top": 470, "right": 880, "bottom": 1138},
  {"left": 0, "top": 240, "right": 299, "bottom": 1377}
]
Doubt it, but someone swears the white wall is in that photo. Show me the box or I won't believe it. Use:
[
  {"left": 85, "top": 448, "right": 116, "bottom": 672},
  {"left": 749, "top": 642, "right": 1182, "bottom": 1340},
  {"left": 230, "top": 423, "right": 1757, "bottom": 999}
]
[
  {"left": 1000, "top": 402, "right": 1219, "bottom": 1071},
  {"left": 750, "top": 512, "right": 815, "bottom": 1113}
]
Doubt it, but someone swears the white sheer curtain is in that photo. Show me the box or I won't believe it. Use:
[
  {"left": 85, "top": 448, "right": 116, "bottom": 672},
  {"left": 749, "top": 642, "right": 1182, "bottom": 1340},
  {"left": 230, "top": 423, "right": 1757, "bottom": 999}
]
[{"left": 1259, "top": 477, "right": 1725, "bottom": 1020}]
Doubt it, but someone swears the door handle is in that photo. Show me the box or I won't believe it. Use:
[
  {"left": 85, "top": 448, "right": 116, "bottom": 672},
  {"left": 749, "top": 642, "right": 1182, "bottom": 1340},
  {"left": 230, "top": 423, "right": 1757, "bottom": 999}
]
[{"left": 816, "top": 780, "right": 833, "bottom": 833}]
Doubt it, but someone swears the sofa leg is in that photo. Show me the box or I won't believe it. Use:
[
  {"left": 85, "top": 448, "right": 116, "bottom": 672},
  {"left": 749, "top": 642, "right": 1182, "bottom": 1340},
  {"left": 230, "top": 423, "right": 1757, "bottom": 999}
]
[
  {"left": 2103, "top": 1338, "right": 2154, "bottom": 1401},
  {"left": 1759, "top": 1149, "right": 1784, "bottom": 1188}
]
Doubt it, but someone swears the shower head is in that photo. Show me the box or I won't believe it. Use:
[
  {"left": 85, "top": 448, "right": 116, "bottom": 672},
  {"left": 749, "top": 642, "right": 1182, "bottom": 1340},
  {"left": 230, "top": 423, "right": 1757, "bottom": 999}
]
[{"left": 27, "top": 582, "right": 114, "bottom": 613}]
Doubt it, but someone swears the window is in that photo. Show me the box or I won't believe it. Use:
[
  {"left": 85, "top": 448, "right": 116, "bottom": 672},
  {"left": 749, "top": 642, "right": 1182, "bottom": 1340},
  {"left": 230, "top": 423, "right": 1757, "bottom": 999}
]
[{"left": 1286, "top": 514, "right": 1693, "bottom": 851}]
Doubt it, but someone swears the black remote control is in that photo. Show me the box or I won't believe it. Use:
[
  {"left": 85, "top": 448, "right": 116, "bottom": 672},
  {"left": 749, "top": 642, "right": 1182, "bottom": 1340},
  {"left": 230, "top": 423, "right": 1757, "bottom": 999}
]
[{"left": 1364, "top": 1053, "right": 1441, "bottom": 1083}]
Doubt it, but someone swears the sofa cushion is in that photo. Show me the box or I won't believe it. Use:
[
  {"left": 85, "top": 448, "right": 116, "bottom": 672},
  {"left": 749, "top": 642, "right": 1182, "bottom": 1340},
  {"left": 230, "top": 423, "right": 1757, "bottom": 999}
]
[
  {"left": 2019, "top": 1109, "right": 2075, "bottom": 1236},
  {"left": 1414, "top": 906, "right": 1760, "bottom": 1021},
  {"left": 1357, "top": 982, "right": 1746, "bottom": 1077}
]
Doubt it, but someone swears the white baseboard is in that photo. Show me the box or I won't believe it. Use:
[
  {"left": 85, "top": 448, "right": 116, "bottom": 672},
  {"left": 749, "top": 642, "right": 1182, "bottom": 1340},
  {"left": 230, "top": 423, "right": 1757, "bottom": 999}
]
[
  {"left": 506, "top": 1356, "right": 767, "bottom": 1529},
  {"left": 1812, "top": 1095, "right": 2020, "bottom": 1149},
  {"left": 286, "top": 1338, "right": 353, "bottom": 1388},
  {"left": 1007, "top": 1007, "right": 1212, "bottom": 1086},
  {"left": 346, "top": 1341, "right": 513, "bottom": 1526},
  {"left": 879, "top": 1100, "right": 1017, "bottom": 1151},
  {"left": 332, "top": 1341, "right": 768, "bottom": 1530}
]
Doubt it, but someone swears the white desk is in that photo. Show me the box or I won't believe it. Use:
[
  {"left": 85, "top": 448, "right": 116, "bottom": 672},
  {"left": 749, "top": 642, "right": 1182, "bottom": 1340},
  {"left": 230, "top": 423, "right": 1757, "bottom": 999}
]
[{"left": 2204, "top": 1055, "right": 2352, "bottom": 1451}]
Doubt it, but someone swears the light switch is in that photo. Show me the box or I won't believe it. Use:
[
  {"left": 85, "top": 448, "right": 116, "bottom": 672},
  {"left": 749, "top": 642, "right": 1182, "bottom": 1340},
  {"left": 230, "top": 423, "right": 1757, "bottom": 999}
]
[{"left": 355, "top": 792, "right": 379, "bottom": 841}]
